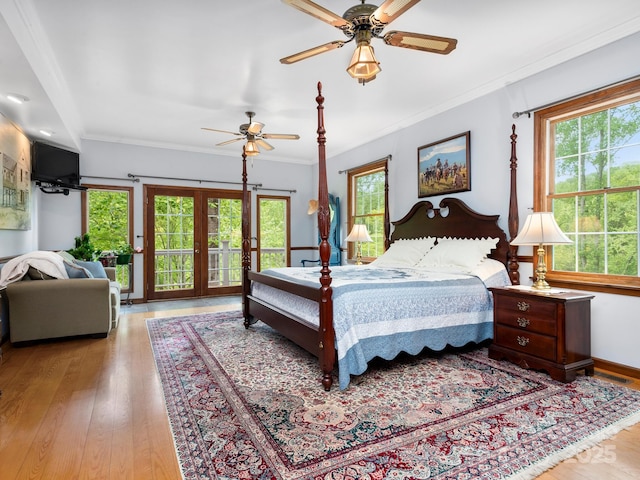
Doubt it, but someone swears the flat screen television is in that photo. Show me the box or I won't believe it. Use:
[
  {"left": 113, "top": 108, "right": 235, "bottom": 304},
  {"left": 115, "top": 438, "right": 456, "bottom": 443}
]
[{"left": 31, "top": 141, "right": 82, "bottom": 188}]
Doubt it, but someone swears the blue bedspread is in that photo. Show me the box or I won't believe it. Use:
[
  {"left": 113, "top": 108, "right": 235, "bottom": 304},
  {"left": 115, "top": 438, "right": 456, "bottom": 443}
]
[{"left": 252, "top": 262, "right": 511, "bottom": 389}]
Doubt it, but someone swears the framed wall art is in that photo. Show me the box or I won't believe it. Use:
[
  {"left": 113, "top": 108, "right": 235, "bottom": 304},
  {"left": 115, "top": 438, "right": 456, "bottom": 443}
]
[
  {"left": 0, "top": 113, "right": 32, "bottom": 230},
  {"left": 418, "top": 131, "right": 470, "bottom": 198}
]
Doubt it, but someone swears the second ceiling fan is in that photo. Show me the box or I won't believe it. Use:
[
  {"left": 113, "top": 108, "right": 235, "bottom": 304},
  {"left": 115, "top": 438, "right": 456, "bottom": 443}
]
[
  {"left": 202, "top": 111, "right": 300, "bottom": 156},
  {"left": 280, "top": 0, "right": 457, "bottom": 83}
]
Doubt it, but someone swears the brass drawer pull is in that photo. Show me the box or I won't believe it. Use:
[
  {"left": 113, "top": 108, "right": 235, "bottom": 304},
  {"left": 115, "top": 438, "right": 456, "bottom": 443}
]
[
  {"left": 517, "top": 317, "right": 530, "bottom": 328},
  {"left": 517, "top": 301, "right": 530, "bottom": 312},
  {"left": 516, "top": 336, "right": 530, "bottom": 347}
]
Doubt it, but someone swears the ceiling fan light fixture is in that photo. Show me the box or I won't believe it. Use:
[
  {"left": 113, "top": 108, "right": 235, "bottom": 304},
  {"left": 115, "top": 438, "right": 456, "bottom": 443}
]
[
  {"left": 346, "top": 40, "right": 381, "bottom": 81},
  {"left": 244, "top": 139, "right": 260, "bottom": 156}
]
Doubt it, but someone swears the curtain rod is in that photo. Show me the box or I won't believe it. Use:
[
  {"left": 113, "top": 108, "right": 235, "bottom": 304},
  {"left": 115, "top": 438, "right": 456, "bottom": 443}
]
[
  {"left": 82, "top": 174, "right": 297, "bottom": 194},
  {"left": 127, "top": 173, "right": 262, "bottom": 188},
  {"left": 512, "top": 74, "right": 640, "bottom": 118},
  {"left": 338, "top": 154, "right": 392, "bottom": 174},
  {"left": 82, "top": 175, "right": 140, "bottom": 183},
  {"left": 252, "top": 186, "right": 297, "bottom": 193}
]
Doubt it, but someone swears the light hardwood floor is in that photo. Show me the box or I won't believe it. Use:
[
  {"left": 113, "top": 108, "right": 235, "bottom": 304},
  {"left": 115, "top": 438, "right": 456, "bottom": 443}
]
[{"left": 0, "top": 298, "right": 638, "bottom": 479}]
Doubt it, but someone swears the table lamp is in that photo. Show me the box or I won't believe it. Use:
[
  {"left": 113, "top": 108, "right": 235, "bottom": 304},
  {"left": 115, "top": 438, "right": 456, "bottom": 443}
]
[
  {"left": 511, "top": 212, "right": 572, "bottom": 289},
  {"left": 346, "top": 224, "right": 372, "bottom": 265}
]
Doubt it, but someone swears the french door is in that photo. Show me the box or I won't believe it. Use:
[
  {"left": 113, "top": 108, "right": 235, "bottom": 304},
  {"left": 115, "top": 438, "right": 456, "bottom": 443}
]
[{"left": 145, "top": 186, "right": 244, "bottom": 300}]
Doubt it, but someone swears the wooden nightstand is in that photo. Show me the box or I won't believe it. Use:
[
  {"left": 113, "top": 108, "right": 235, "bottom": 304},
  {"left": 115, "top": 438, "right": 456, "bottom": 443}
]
[{"left": 488, "top": 286, "right": 594, "bottom": 382}]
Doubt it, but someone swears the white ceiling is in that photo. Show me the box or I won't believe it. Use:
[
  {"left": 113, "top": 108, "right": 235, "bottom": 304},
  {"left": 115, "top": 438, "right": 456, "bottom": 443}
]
[{"left": 1, "top": 0, "right": 640, "bottom": 165}]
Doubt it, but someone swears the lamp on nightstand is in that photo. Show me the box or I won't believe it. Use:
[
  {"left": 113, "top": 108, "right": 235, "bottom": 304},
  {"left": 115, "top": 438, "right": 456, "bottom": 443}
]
[
  {"left": 346, "top": 224, "right": 372, "bottom": 265},
  {"left": 511, "top": 212, "right": 572, "bottom": 289}
]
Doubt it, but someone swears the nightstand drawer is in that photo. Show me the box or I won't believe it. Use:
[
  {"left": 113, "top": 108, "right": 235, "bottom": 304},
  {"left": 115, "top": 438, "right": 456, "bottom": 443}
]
[
  {"left": 494, "top": 295, "right": 557, "bottom": 318},
  {"left": 495, "top": 325, "right": 556, "bottom": 361},
  {"left": 493, "top": 307, "right": 557, "bottom": 335}
]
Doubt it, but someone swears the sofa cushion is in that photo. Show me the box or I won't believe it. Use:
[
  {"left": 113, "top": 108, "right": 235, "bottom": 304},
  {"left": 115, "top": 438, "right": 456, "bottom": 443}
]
[
  {"left": 63, "top": 261, "right": 93, "bottom": 278},
  {"left": 27, "top": 266, "right": 57, "bottom": 280},
  {"left": 56, "top": 250, "right": 77, "bottom": 263},
  {"left": 75, "top": 260, "right": 108, "bottom": 279}
]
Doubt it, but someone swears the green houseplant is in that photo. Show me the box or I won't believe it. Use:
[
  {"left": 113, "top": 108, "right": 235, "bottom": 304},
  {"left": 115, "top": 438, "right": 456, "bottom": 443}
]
[
  {"left": 115, "top": 243, "right": 134, "bottom": 265},
  {"left": 67, "top": 233, "right": 99, "bottom": 261}
]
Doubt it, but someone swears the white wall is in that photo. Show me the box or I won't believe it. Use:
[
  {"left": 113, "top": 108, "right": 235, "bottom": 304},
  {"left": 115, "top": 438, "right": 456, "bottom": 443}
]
[{"left": 326, "top": 32, "right": 640, "bottom": 369}]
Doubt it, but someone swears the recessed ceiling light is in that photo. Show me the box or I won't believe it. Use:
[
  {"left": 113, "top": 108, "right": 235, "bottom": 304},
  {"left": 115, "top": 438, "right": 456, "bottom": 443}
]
[
  {"left": 7, "top": 93, "right": 30, "bottom": 104},
  {"left": 39, "top": 130, "right": 53, "bottom": 137}
]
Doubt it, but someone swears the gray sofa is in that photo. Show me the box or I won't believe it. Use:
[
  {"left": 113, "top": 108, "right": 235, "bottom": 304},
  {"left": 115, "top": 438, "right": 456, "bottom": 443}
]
[{"left": 2, "top": 255, "right": 121, "bottom": 344}]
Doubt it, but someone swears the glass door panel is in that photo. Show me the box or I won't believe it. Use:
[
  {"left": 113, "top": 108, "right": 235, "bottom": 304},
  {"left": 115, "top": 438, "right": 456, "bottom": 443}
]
[
  {"left": 146, "top": 186, "right": 243, "bottom": 300},
  {"left": 257, "top": 195, "right": 290, "bottom": 271},
  {"left": 204, "top": 196, "right": 243, "bottom": 294},
  {"left": 148, "top": 190, "right": 196, "bottom": 299}
]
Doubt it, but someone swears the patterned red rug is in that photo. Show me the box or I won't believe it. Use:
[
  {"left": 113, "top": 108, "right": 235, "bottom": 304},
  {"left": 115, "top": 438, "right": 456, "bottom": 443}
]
[{"left": 147, "top": 311, "right": 640, "bottom": 480}]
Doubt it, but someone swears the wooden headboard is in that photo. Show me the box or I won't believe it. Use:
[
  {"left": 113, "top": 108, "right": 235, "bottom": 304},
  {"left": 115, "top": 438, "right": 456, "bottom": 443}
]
[{"left": 389, "top": 197, "right": 511, "bottom": 268}]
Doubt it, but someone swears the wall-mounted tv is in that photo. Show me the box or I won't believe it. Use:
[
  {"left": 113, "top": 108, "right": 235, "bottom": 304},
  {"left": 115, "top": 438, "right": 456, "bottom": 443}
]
[{"left": 31, "top": 141, "right": 82, "bottom": 188}]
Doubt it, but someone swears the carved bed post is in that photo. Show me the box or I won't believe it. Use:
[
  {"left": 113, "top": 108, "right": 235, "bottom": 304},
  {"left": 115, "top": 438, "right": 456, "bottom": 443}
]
[
  {"left": 508, "top": 124, "right": 520, "bottom": 285},
  {"left": 384, "top": 161, "right": 390, "bottom": 250},
  {"left": 316, "top": 82, "right": 335, "bottom": 391},
  {"left": 241, "top": 147, "right": 252, "bottom": 327}
]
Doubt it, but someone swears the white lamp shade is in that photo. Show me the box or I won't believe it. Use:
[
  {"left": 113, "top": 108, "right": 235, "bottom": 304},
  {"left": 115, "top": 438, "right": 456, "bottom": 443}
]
[
  {"left": 346, "top": 224, "right": 372, "bottom": 243},
  {"left": 511, "top": 212, "right": 572, "bottom": 246}
]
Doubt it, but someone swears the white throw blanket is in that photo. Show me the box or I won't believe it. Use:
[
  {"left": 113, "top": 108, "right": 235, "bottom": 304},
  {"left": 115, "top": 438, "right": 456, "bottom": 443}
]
[{"left": 0, "top": 251, "right": 69, "bottom": 289}]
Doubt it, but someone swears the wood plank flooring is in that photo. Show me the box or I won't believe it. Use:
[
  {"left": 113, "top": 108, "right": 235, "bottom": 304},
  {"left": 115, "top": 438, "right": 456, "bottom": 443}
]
[{"left": 0, "top": 299, "right": 638, "bottom": 479}]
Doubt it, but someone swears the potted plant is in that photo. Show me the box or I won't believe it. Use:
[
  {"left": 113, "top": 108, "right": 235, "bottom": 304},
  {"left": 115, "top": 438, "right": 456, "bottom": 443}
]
[
  {"left": 115, "top": 243, "right": 134, "bottom": 265},
  {"left": 99, "top": 250, "right": 117, "bottom": 267},
  {"left": 67, "top": 233, "right": 99, "bottom": 261}
]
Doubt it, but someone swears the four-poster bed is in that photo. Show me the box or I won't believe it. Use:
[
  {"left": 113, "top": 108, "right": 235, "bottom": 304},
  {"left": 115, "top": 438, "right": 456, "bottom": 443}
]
[{"left": 241, "top": 82, "right": 520, "bottom": 391}]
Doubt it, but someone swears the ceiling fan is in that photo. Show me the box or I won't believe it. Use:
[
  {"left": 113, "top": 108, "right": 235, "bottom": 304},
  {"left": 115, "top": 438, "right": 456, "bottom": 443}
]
[
  {"left": 202, "top": 111, "right": 300, "bottom": 156},
  {"left": 280, "top": 0, "right": 457, "bottom": 84}
]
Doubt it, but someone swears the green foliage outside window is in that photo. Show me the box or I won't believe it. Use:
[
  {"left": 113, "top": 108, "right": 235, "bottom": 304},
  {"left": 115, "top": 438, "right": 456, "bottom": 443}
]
[
  {"left": 87, "top": 189, "right": 130, "bottom": 252},
  {"left": 86, "top": 188, "right": 131, "bottom": 287},
  {"left": 354, "top": 170, "right": 386, "bottom": 258},
  {"left": 550, "top": 99, "right": 640, "bottom": 277},
  {"left": 259, "top": 197, "right": 288, "bottom": 270}
]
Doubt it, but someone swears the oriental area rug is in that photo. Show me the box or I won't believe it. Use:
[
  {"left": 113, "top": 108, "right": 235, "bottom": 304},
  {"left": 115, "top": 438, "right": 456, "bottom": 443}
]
[{"left": 147, "top": 311, "right": 640, "bottom": 480}]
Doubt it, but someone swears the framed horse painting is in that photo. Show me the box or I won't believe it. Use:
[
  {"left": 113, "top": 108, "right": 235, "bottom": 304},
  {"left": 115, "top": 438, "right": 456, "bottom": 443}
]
[{"left": 417, "top": 131, "right": 471, "bottom": 198}]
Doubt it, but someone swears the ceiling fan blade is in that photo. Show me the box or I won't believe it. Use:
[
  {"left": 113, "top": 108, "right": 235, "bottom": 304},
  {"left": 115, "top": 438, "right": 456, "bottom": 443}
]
[
  {"left": 256, "top": 139, "right": 275, "bottom": 151},
  {"left": 261, "top": 133, "right": 300, "bottom": 140},
  {"left": 247, "top": 121, "right": 264, "bottom": 135},
  {"left": 372, "top": 0, "right": 421, "bottom": 25},
  {"left": 216, "top": 138, "right": 244, "bottom": 147},
  {"left": 202, "top": 127, "right": 242, "bottom": 136},
  {"left": 280, "top": 40, "right": 345, "bottom": 64},
  {"left": 383, "top": 31, "right": 457, "bottom": 54},
  {"left": 282, "top": 0, "right": 349, "bottom": 28}
]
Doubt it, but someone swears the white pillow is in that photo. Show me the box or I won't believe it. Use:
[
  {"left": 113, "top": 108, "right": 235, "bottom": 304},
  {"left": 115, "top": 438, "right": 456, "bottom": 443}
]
[
  {"left": 372, "top": 237, "right": 436, "bottom": 267},
  {"left": 416, "top": 237, "right": 499, "bottom": 270}
]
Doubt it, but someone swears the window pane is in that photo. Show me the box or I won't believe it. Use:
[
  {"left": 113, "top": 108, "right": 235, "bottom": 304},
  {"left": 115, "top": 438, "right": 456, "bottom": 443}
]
[
  {"left": 610, "top": 100, "right": 640, "bottom": 147},
  {"left": 351, "top": 166, "right": 386, "bottom": 259},
  {"left": 88, "top": 189, "right": 129, "bottom": 251},
  {"left": 581, "top": 110, "right": 608, "bottom": 153},
  {"left": 607, "top": 191, "right": 637, "bottom": 233},
  {"left": 553, "top": 242, "right": 575, "bottom": 272},
  {"left": 608, "top": 234, "right": 638, "bottom": 275},
  {"left": 259, "top": 197, "right": 288, "bottom": 270},
  {"left": 554, "top": 155, "right": 579, "bottom": 194},
  {"left": 577, "top": 233, "right": 604, "bottom": 273},
  {"left": 555, "top": 118, "right": 579, "bottom": 157},
  {"left": 87, "top": 188, "right": 131, "bottom": 288},
  {"left": 610, "top": 144, "right": 640, "bottom": 188},
  {"left": 581, "top": 151, "right": 607, "bottom": 191}
]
